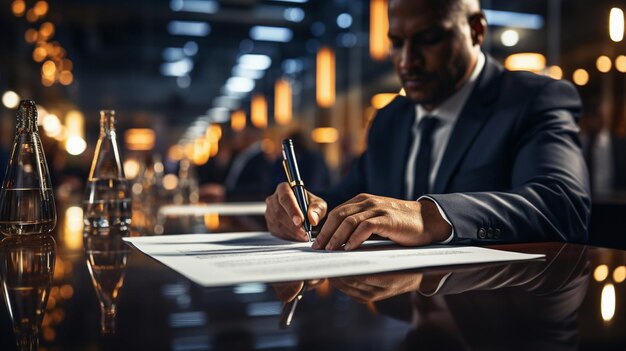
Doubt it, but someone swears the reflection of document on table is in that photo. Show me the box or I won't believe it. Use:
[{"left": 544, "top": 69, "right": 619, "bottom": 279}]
[
  {"left": 158, "top": 202, "right": 266, "bottom": 217},
  {"left": 123, "top": 232, "right": 544, "bottom": 287}
]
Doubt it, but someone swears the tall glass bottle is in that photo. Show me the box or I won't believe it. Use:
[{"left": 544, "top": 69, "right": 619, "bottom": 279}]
[
  {"left": 83, "top": 110, "right": 131, "bottom": 237},
  {"left": 0, "top": 234, "right": 56, "bottom": 351},
  {"left": 0, "top": 100, "right": 56, "bottom": 235},
  {"left": 84, "top": 234, "right": 128, "bottom": 335}
]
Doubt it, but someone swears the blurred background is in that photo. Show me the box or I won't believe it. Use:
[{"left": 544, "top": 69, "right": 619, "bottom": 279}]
[
  {"left": 2, "top": 2, "right": 626, "bottom": 350},
  {"left": 0, "top": 0, "right": 625, "bottom": 236}
]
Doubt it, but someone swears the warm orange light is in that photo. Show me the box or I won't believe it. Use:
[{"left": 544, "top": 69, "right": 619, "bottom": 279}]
[
  {"left": 370, "top": 0, "right": 390, "bottom": 61},
  {"left": 206, "top": 124, "right": 222, "bottom": 157},
  {"left": 546, "top": 65, "right": 563, "bottom": 80},
  {"left": 26, "top": 8, "right": 39, "bottom": 22},
  {"left": 596, "top": 55, "right": 612, "bottom": 73},
  {"left": 601, "top": 283, "right": 616, "bottom": 322},
  {"left": 504, "top": 53, "right": 546, "bottom": 72},
  {"left": 168, "top": 145, "right": 185, "bottom": 161},
  {"left": 614, "top": 266, "right": 626, "bottom": 283},
  {"left": 33, "top": 1, "right": 49, "bottom": 17},
  {"left": 65, "top": 110, "right": 84, "bottom": 141},
  {"left": 39, "top": 22, "right": 55, "bottom": 40},
  {"left": 311, "top": 127, "right": 339, "bottom": 144},
  {"left": 25, "top": 29, "right": 38, "bottom": 43},
  {"left": 231, "top": 109, "right": 246, "bottom": 131},
  {"left": 33, "top": 47, "right": 47, "bottom": 62},
  {"left": 12, "top": 0, "right": 26, "bottom": 17},
  {"left": 125, "top": 128, "right": 156, "bottom": 151},
  {"left": 251, "top": 94, "right": 268, "bottom": 128},
  {"left": 204, "top": 214, "right": 220, "bottom": 230},
  {"left": 274, "top": 78, "right": 292, "bottom": 125},
  {"left": 610, "top": 8, "right": 625, "bottom": 42},
  {"left": 191, "top": 138, "right": 210, "bottom": 165},
  {"left": 59, "top": 70, "right": 73, "bottom": 85},
  {"left": 61, "top": 59, "right": 73, "bottom": 71},
  {"left": 572, "top": 69, "right": 589, "bottom": 86},
  {"left": 617, "top": 55, "right": 626, "bottom": 72},
  {"left": 42, "top": 76, "right": 54, "bottom": 87},
  {"left": 63, "top": 207, "right": 83, "bottom": 250},
  {"left": 371, "top": 93, "right": 397, "bottom": 109},
  {"left": 316, "top": 47, "right": 336, "bottom": 108},
  {"left": 162, "top": 174, "right": 179, "bottom": 191},
  {"left": 261, "top": 138, "right": 275, "bottom": 154},
  {"left": 42, "top": 60, "right": 56, "bottom": 77},
  {"left": 399, "top": 88, "right": 406, "bottom": 96},
  {"left": 206, "top": 124, "right": 222, "bottom": 142},
  {"left": 594, "top": 264, "right": 609, "bottom": 282}
]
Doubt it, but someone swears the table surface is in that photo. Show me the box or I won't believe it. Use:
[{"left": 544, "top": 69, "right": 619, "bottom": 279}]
[{"left": 1, "top": 204, "right": 625, "bottom": 351}]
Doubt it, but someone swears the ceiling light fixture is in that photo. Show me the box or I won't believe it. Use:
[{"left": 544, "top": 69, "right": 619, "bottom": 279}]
[
  {"left": 237, "top": 54, "right": 272, "bottom": 70},
  {"left": 226, "top": 76, "right": 255, "bottom": 93},
  {"left": 167, "top": 21, "right": 211, "bottom": 37},
  {"left": 232, "top": 65, "right": 265, "bottom": 79},
  {"left": 160, "top": 58, "right": 194, "bottom": 76},
  {"left": 250, "top": 26, "right": 293, "bottom": 42},
  {"left": 170, "top": 0, "right": 219, "bottom": 14},
  {"left": 483, "top": 9, "right": 544, "bottom": 29}
]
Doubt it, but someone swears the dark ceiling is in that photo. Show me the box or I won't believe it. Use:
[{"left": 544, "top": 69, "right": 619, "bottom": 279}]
[{"left": 0, "top": 0, "right": 623, "bottom": 144}]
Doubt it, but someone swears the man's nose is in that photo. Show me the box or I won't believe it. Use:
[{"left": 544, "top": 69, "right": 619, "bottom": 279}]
[{"left": 398, "top": 42, "right": 422, "bottom": 71}]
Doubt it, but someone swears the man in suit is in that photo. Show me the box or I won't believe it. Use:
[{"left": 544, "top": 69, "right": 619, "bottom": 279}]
[{"left": 264, "top": 0, "right": 590, "bottom": 249}]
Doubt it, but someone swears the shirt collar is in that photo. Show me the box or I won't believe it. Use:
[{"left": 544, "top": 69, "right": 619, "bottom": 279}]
[{"left": 415, "top": 52, "right": 486, "bottom": 124}]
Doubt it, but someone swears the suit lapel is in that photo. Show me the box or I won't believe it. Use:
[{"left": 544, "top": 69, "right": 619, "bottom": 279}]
[
  {"left": 390, "top": 99, "right": 415, "bottom": 199},
  {"left": 433, "top": 57, "right": 503, "bottom": 193}
]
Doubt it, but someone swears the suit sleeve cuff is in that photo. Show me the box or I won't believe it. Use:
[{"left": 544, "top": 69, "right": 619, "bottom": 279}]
[{"left": 418, "top": 195, "right": 454, "bottom": 244}]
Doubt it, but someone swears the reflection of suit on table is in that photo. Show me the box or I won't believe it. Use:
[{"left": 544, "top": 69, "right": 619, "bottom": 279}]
[
  {"left": 326, "top": 56, "right": 590, "bottom": 244},
  {"left": 373, "top": 243, "right": 589, "bottom": 350}
]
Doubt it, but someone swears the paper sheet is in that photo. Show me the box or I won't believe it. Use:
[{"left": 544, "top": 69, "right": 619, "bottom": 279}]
[
  {"left": 158, "top": 202, "right": 266, "bottom": 216},
  {"left": 124, "top": 232, "right": 544, "bottom": 287}
]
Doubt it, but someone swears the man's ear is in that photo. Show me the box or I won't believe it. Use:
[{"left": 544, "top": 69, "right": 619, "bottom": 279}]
[{"left": 469, "top": 12, "right": 487, "bottom": 46}]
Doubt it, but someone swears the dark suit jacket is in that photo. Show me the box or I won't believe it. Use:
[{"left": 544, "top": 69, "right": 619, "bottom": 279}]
[
  {"left": 326, "top": 56, "right": 590, "bottom": 244},
  {"left": 225, "top": 149, "right": 273, "bottom": 201}
]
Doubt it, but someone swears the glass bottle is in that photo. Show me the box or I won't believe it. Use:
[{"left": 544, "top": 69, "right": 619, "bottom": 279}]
[
  {"left": 0, "top": 234, "right": 56, "bottom": 351},
  {"left": 0, "top": 100, "right": 56, "bottom": 235},
  {"left": 84, "top": 233, "right": 128, "bottom": 335},
  {"left": 83, "top": 110, "right": 132, "bottom": 237}
]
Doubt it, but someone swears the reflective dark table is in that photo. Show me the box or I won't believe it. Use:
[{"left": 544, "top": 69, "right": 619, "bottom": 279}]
[{"left": 1, "top": 203, "right": 625, "bottom": 350}]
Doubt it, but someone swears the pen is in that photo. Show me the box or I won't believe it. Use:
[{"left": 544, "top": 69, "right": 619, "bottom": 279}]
[
  {"left": 281, "top": 139, "right": 313, "bottom": 241},
  {"left": 278, "top": 282, "right": 307, "bottom": 329}
]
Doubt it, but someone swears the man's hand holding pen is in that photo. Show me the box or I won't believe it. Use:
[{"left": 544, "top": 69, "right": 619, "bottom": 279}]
[
  {"left": 265, "top": 186, "right": 452, "bottom": 249},
  {"left": 267, "top": 138, "right": 451, "bottom": 249},
  {"left": 265, "top": 182, "right": 326, "bottom": 242}
]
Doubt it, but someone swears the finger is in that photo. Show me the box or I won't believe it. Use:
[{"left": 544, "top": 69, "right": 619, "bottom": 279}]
[
  {"left": 275, "top": 182, "right": 305, "bottom": 226},
  {"left": 272, "top": 282, "right": 305, "bottom": 302},
  {"left": 307, "top": 192, "right": 327, "bottom": 226},
  {"left": 271, "top": 218, "right": 308, "bottom": 242},
  {"left": 344, "top": 216, "right": 385, "bottom": 251},
  {"left": 312, "top": 204, "right": 363, "bottom": 250},
  {"left": 329, "top": 279, "right": 374, "bottom": 303},
  {"left": 325, "top": 211, "right": 378, "bottom": 250}
]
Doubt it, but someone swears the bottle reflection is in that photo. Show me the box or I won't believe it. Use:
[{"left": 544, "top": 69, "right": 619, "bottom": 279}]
[
  {"left": 84, "top": 233, "right": 129, "bottom": 335},
  {"left": 0, "top": 234, "right": 56, "bottom": 351}
]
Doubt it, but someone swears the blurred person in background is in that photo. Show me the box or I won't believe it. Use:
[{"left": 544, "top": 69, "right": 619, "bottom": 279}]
[
  {"left": 200, "top": 127, "right": 272, "bottom": 201},
  {"left": 580, "top": 98, "right": 626, "bottom": 196},
  {"left": 270, "top": 130, "right": 331, "bottom": 195}
]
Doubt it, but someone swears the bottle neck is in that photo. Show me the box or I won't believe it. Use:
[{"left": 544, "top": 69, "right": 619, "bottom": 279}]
[
  {"left": 99, "top": 110, "right": 116, "bottom": 137},
  {"left": 16, "top": 100, "right": 38, "bottom": 133}
]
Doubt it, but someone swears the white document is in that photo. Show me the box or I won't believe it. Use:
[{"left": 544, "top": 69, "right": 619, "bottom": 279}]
[
  {"left": 124, "top": 232, "right": 544, "bottom": 287},
  {"left": 158, "top": 202, "right": 266, "bottom": 217}
]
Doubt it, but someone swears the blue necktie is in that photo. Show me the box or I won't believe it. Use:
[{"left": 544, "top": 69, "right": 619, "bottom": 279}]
[{"left": 413, "top": 116, "right": 440, "bottom": 199}]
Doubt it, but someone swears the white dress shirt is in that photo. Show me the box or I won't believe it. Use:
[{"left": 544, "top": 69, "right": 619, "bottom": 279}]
[{"left": 405, "top": 52, "right": 485, "bottom": 243}]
